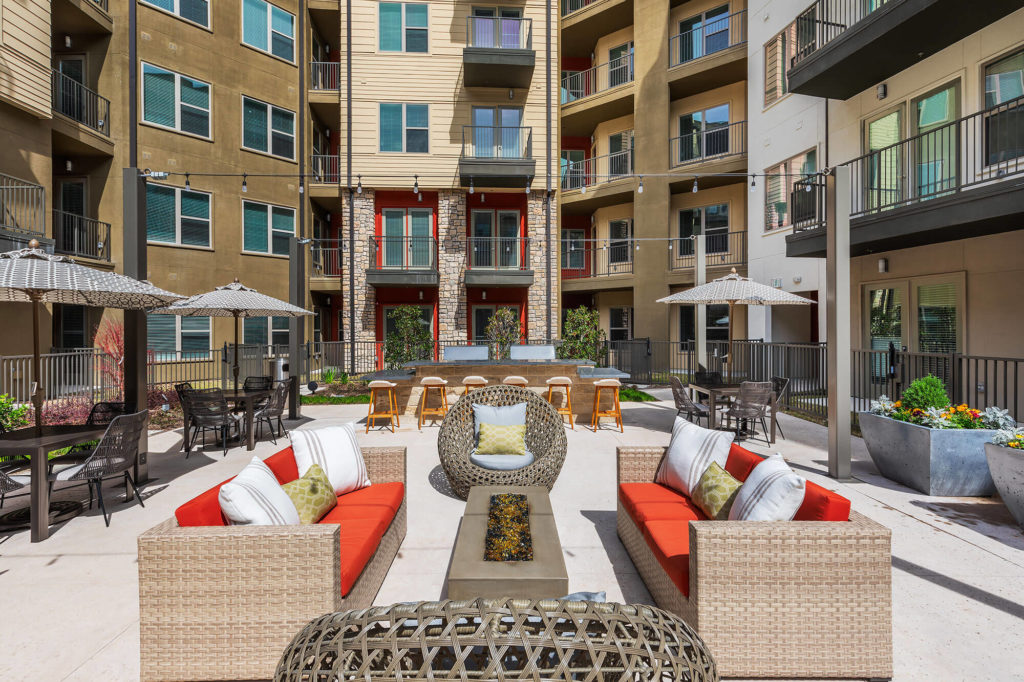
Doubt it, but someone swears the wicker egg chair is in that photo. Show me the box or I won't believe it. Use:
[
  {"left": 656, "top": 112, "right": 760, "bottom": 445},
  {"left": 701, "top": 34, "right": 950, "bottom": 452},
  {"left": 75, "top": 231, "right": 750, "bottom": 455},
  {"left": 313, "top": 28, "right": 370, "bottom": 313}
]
[{"left": 438, "top": 384, "right": 568, "bottom": 499}]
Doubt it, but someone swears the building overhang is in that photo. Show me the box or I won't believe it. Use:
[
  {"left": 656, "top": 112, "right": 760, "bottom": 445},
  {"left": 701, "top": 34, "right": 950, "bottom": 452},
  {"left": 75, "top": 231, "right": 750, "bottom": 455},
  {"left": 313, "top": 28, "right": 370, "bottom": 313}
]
[
  {"left": 667, "top": 44, "right": 746, "bottom": 100},
  {"left": 462, "top": 48, "right": 536, "bottom": 88},
  {"left": 459, "top": 159, "right": 536, "bottom": 189},
  {"left": 366, "top": 270, "right": 440, "bottom": 288},
  {"left": 464, "top": 270, "right": 535, "bottom": 287},
  {"left": 559, "top": 86, "right": 635, "bottom": 138}
]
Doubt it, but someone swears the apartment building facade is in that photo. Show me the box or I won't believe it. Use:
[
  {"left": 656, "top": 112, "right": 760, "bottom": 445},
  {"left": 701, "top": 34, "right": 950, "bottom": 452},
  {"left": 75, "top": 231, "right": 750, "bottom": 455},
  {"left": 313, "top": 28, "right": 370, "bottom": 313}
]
[
  {"left": 558, "top": 0, "right": 750, "bottom": 349},
  {"left": 747, "top": 0, "right": 1024, "bottom": 359}
]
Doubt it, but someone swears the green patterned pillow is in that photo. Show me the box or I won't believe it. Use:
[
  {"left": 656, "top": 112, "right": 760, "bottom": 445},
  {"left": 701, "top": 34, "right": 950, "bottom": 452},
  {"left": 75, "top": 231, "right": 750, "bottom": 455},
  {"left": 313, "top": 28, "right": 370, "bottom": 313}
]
[
  {"left": 281, "top": 463, "right": 337, "bottom": 524},
  {"left": 476, "top": 423, "right": 528, "bottom": 456},
  {"left": 691, "top": 461, "right": 742, "bottom": 520}
]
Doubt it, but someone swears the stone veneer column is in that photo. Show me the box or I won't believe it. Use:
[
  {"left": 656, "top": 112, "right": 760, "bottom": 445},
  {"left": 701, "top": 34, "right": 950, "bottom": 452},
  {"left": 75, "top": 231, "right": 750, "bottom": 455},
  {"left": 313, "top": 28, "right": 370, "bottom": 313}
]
[
  {"left": 341, "top": 189, "right": 377, "bottom": 343},
  {"left": 437, "top": 190, "right": 468, "bottom": 341},
  {"left": 526, "top": 190, "right": 558, "bottom": 341}
]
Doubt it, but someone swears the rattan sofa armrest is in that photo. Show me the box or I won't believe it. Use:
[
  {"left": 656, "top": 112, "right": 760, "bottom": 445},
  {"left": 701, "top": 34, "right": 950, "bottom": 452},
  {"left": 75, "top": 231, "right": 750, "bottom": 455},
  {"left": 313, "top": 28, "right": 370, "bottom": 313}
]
[
  {"left": 617, "top": 446, "right": 667, "bottom": 485},
  {"left": 361, "top": 446, "right": 406, "bottom": 484}
]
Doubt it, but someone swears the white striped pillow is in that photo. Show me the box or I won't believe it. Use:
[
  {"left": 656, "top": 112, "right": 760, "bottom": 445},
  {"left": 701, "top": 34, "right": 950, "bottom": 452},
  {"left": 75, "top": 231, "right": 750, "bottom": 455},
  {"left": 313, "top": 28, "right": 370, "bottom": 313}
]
[
  {"left": 219, "top": 456, "right": 300, "bottom": 526},
  {"left": 728, "top": 454, "right": 806, "bottom": 521},
  {"left": 291, "top": 423, "right": 370, "bottom": 496},
  {"left": 655, "top": 417, "right": 735, "bottom": 497}
]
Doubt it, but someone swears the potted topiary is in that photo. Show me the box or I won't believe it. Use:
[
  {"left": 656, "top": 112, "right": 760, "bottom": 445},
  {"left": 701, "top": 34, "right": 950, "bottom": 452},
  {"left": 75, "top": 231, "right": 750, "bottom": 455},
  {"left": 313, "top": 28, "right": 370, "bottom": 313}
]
[
  {"left": 986, "top": 427, "right": 1024, "bottom": 527},
  {"left": 859, "top": 374, "right": 1014, "bottom": 496}
]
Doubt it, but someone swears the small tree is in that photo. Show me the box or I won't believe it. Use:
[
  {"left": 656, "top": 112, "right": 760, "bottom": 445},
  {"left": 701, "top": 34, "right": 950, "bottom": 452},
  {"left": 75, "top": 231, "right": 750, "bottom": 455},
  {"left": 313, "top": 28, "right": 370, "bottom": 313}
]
[
  {"left": 95, "top": 317, "right": 125, "bottom": 399},
  {"left": 383, "top": 305, "right": 434, "bottom": 369},
  {"left": 0, "top": 393, "right": 30, "bottom": 431},
  {"left": 558, "top": 306, "right": 606, "bottom": 364},
  {"left": 485, "top": 307, "right": 523, "bottom": 360}
]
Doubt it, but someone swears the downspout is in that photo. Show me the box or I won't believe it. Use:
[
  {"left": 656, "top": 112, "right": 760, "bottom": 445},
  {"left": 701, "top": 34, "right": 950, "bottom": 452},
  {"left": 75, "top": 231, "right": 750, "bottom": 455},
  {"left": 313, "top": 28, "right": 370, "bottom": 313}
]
[
  {"left": 545, "top": 0, "right": 553, "bottom": 341},
  {"left": 298, "top": 3, "right": 306, "bottom": 240},
  {"left": 347, "top": 0, "right": 355, "bottom": 371},
  {"left": 128, "top": 0, "right": 137, "bottom": 165}
]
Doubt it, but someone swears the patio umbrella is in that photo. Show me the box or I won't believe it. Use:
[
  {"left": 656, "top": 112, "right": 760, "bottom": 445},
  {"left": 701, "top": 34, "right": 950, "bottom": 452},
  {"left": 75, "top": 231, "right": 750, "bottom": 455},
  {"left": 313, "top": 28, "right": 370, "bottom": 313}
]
[
  {"left": 150, "top": 280, "right": 311, "bottom": 391},
  {"left": 0, "top": 240, "right": 185, "bottom": 432},
  {"left": 657, "top": 268, "right": 815, "bottom": 378}
]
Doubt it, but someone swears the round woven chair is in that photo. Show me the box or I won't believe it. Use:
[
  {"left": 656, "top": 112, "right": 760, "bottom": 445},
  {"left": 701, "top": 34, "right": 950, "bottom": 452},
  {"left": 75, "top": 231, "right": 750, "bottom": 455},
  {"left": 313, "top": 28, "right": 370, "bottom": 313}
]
[
  {"left": 438, "top": 384, "right": 567, "bottom": 499},
  {"left": 275, "top": 598, "right": 719, "bottom": 682}
]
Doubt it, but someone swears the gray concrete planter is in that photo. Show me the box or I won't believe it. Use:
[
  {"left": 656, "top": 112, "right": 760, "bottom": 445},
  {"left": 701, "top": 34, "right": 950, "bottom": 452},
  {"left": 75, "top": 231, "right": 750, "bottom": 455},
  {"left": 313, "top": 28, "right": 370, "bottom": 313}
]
[
  {"left": 859, "top": 412, "right": 996, "bottom": 496},
  {"left": 985, "top": 443, "right": 1024, "bottom": 527}
]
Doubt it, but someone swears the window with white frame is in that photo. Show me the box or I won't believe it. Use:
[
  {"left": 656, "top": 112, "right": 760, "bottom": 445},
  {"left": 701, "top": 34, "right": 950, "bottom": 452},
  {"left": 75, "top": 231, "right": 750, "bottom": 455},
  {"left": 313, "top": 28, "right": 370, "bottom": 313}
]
[
  {"left": 609, "top": 307, "right": 632, "bottom": 342},
  {"left": 608, "top": 219, "right": 632, "bottom": 264},
  {"left": 243, "top": 200, "right": 295, "bottom": 255},
  {"left": 146, "top": 314, "right": 211, "bottom": 360},
  {"left": 243, "top": 316, "right": 290, "bottom": 347},
  {"left": 764, "top": 27, "right": 794, "bottom": 107},
  {"left": 378, "top": 2, "right": 428, "bottom": 52},
  {"left": 146, "top": 182, "right": 211, "bottom": 247},
  {"left": 379, "top": 103, "right": 428, "bottom": 152},
  {"left": 142, "top": 63, "right": 210, "bottom": 137},
  {"left": 242, "top": 96, "right": 295, "bottom": 159},
  {"left": 141, "top": 0, "right": 210, "bottom": 28},
  {"left": 764, "top": 148, "right": 816, "bottom": 231},
  {"left": 242, "top": 0, "right": 295, "bottom": 62}
]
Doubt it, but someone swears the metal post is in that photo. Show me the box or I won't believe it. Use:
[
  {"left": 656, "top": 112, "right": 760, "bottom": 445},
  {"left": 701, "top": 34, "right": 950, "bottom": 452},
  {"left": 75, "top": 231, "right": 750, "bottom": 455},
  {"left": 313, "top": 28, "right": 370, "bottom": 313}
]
[
  {"left": 288, "top": 237, "right": 305, "bottom": 419},
  {"left": 123, "top": 168, "right": 148, "bottom": 484},
  {"left": 695, "top": 230, "right": 707, "bottom": 371},
  {"left": 826, "top": 165, "right": 851, "bottom": 480}
]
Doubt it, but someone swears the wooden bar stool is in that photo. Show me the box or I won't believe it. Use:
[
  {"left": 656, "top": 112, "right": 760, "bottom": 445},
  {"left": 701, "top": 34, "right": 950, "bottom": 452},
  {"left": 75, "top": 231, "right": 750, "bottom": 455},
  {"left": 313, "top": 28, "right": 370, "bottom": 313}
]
[
  {"left": 592, "top": 378, "right": 623, "bottom": 432},
  {"left": 545, "top": 376, "right": 574, "bottom": 429},
  {"left": 366, "top": 380, "right": 399, "bottom": 433},
  {"left": 502, "top": 376, "right": 528, "bottom": 386},
  {"left": 462, "top": 375, "right": 488, "bottom": 396},
  {"left": 419, "top": 376, "right": 449, "bottom": 429}
]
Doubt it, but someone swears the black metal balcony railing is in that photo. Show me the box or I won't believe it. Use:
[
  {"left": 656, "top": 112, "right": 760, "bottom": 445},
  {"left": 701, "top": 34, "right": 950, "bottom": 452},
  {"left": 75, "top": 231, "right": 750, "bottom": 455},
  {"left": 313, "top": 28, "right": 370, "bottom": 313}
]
[
  {"left": 370, "top": 235, "right": 438, "bottom": 270},
  {"left": 561, "top": 148, "right": 633, "bottom": 192},
  {"left": 670, "top": 120, "right": 747, "bottom": 168},
  {"left": 788, "top": 0, "right": 898, "bottom": 70},
  {"left": 669, "top": 10, "right": 747, "bottom": 68},
  {"left": 91, "top": 0, "right": 108, "bottom": 11},
  {"left": 560, "top": 237, "right": 635, "bottom": 279},
  {"left": 466, "top": 16, "right": 532, "bottom": 49},
  {"left": 52, "top": 209, "right": 110, "bottom": 261},
  {"left": 794, "top": 94, "right": 1024, "bottom": 233},
  {"left": 468, "top": 236, "right": 530, "bottom": 270},
  {"left": 560, "top": 53, "right": 634, "bottom": 104},
  {"left": 461, "top": 126, "right": 533, "bottom": 160},
  {"left": 310, "top": 61, "right": 340, "bottom": 90},
  {"left": 51, "top": 69, "right": 110, "bottom": 136},
  {"left": 310, "top": 154, "right": 341, "bottom": 183},
  {"left": 668, "top": 230, "right": 746, "bottom": 271},
  {"left": 310, "top": 239, "right": 343, "bottom": 277},
  {"left": 0, "top": 173, "right": 46, "bottom": 237},
  {"left": 560, "top": 0, "right": 596, "bottom": 17}
]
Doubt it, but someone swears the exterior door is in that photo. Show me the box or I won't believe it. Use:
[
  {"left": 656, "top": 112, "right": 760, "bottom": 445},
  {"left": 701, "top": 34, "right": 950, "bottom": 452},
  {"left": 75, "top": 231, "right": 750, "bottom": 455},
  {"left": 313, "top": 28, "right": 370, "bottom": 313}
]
[
  {"left": 471, "top": 7, "right": 497, "bottom": 48},
  {"left": 498, "top": 8, "right": 523, "bottom": 48},
  {"left": 472, "top": 305, "right": 517, "bottom": 342},
  {"left": 678, "top": 104, "right": 729, "bottom": 162},
  {"left": 59, "top": 305, "right": 87, "bottom": 349},
  {"left": 56, "top": 56, "right": 86, "bottom": 121},
  {"left": 382, "top": 209, "right": 405, "bottom": 267},
  {"left": 911, "top": 82, "right": 959, "bottom": 199},
  {"left": 608, "top": 42, "right": 633, "bottom": 87},
  {"left": 471, "top": 210, "right": 494, "bottom": 267},
  {"left": 608, "top": 131, "right": 632, "bottom": 177},
  {"left": 561, "top": 228, "right": 585, "bottom": 270},
  {"left": 864, "top": 108, "right": 903, "bottom": 211},
  {"left": 57, "top": 179, "right": 87, "bottom": 255},
  {"left": 560, "top": 149, "right": 585, "bottom": 189},
  {"left": 407, "top": 208, "right": 432, "bottom": 267},
  {"left": 678, "top": 5, "right": 729, "bottom": 63},
  {"left": 497, "top": 211, "right": 519, "bottom": 269}
]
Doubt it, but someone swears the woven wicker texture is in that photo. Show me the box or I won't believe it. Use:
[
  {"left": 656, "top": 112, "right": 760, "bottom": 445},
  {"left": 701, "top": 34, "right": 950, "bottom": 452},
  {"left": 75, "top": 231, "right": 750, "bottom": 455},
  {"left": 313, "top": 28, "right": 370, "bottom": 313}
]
[
  {"left": 138, "top": 446, "right": 407, "bottom": 682},
  {"left": 438, "top": 385, "right": 567, "bottom": 499},
  {"left": 274, "top": 598, "right": 719, "bottom": 682},
  {"left": 615, "top": 446, "right": 893, "bottom": 679}
]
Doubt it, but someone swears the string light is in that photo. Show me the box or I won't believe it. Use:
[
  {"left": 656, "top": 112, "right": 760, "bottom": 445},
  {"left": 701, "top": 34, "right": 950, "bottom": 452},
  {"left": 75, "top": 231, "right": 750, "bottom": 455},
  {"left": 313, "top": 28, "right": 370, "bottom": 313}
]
[
  {"left": 413, "top": 174, "right": 419, "bottom": 194},
  {"left": 637, "top": 176, "right": 644, "bottom": 194},
  {"left": 469, "top": 177, "right": 474, "bottom": 194},
  {"left": 749, "top": 175, "right": 756, "bottom": 193},
  {"left": 356, "top": 174, "right": 362, "bottom": 194},
  {"left": 692, "top": 178, "right": 698, "bottom": 193},
  {"left": 184, "top": 173, "right": 190, "bottom": 190},
  {"left": 241, "top": 173, "right": 247, "bottom": 193}
]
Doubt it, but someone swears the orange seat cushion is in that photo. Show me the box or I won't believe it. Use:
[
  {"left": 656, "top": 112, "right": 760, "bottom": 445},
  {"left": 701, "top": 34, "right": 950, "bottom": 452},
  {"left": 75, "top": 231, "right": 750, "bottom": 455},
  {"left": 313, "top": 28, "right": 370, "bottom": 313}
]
[
  {"left": 337, "top": 518, "right": 388, "bottom": 595},
  {"left": 619, "top": 483, "right": 691, "bottom": 518},
  {"left": 724, "top": 444, "right": 764, "bottom": 482},
  {"left": 642, "top": 520, "right": 692, "bottom": 596},
  {"left": 794, "top": 480, "right": 851, "bottom": 521},
  {"left": 334, "top": 481, "right": 405, "bottom": 517}
]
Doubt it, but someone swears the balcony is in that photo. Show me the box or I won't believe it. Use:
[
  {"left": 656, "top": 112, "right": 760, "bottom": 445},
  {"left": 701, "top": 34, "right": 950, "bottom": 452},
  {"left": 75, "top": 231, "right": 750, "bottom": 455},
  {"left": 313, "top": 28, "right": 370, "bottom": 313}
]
[
  {"left": 465, "top": 237, "right": 533, "bottom": 287},
  {"left": 367, "top": 235, "right": 439, "bottom": 287},
  {"left": 667, "top": 9, "right": 747, "bottom": 99},
  {"left": 51, "top": 69, "right": 109, "bottom": 137},
  {"left": 560, "top": 0, "right": 634, "bottom": 56},
  {"left": 560, "top": 149, "right": 634, "bottom": 214},
  {"left": 786, "top": 95, "right": 1024, "bottom": 257},
  {"left": 668, "top": 231, "right": 746, "bottom": 274},
  {"left": 670, "top": 120, "right": 747, "bottom": 171},
  {"left": 463, "top": 17, "right": 535, "bottom": 88},
  {"left": 309, "top": 239, "right": 343, "bottom": 292},
  {"left": 458, "top": 126, "right": 535, "bottom": 189},
  {"left": 560, "top": 55, "right": 634, "bottom": 137},
  {"left": 0, "top": 173, "right": 48, "bottom": 251},
  {"left": 52, "top": 210, "right": 110, "bottom": 261},
  {"left": 560, "top": 237, "right": 634, "bottom": 290},
  {"left": 785, "top": 0, "right": 1024, "bottom": 100},
  {"left": 52, "top": 0, "right": 112, "bottom": 34},
  {"left": 310, "top": 61, "right": 340, "bottom": 91}
]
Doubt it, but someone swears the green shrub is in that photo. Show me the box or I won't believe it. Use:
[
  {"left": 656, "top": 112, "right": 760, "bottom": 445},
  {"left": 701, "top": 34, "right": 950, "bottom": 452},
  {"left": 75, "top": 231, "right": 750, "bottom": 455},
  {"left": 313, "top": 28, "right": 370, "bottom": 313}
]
[
  {"left": 322, "top": 367, "right": 338, "bottom": 385},
  {"left": 485, "top": 307, "right": 523, "bottom": 360},
  {"left": 558, "top": 306, "right": 606, "bottom": 364},
  {"left": 620, "top": 387, "right": 657, "bottom": 402},
  {"left": 383, "top": 305, "right": 434, "bottom": 369},
  {"left": 301, "top": 394, "right": 371, "bottom": 405},
  {"left": 899, "top": 374, "right": 950, "bottom": 412},
  {"left": 0, "top": 393, "right": 30, "bottom": 431}
]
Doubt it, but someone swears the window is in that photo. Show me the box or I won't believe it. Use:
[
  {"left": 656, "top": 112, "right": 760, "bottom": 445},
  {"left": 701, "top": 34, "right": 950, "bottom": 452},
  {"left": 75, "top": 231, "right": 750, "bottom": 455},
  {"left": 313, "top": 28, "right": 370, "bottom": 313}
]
[
  {"left": 609, "top": 307, "right": 632, "bottom": 342},
  {"left": 471, "top": 210, "right": 520, "bottom": 268},
  {"left": 146, "top": 182, "right": 211, "bottom": 247},
  {"left": 470, "top": 106, "right": 523, "bottom": 159},
  {"left": 863, "top": 275, "right": 963, "bottom": 354},
  {"left": 142, "top": 63, "right": 210, "bottom": 137},
  {"left": 608, "top": 130, "right": 633, "bottom": 177},
  {"left": 147, "top": 314, "right": 211, "bottom": 360},
  {"left": 243, "top": 316, "right": 290, "bottom": 347},
  {"left": 561, "top": 228, "right": 585, "bottom": 269},
  {"left": 243, "top": 200, "right": 295, "bottom": 255},
  {"left": 379, "top": 2, "right": 428, "bottom": 52},
  {"left": 911, "top": 82, "right": 959, "bottom": 198},
  {"left": 471, "top": 305, "right": 516, "bottom": 342},
  {"left": 379, "top": 103, "right": 428, "bottom": 152},
  {"left": 242, "top": 0, "right": 295, "bottom": 61},
  {"left": 676, "top": 5, "right": 730, "bottom": 64},
  {"left": 678, "top": 204, "right": 729, "bottom": 255},
  {"left": 470, "top": 7, "right": 524, "bottom": 49},
  {"left": 384, "top": 305, "right": 433, "bottom": 339},
  {"left": 677, "top": 104, "right": 730, "bottom": 163},
  {"left": 679, "top": 305, "right": 729, "bottom": 343},
  {"left": 242, "top": 96, "right": 295, "bottom": 159},
  {"left": 141, "top": 0, "right": 210, "bottom": 28},
  {"left": 608, "top": 42, "right": 633, "bottom": 87},
  {"left": 764, "top": 148, "right": 816, "bottom": 231},
  {"left": 381, "top": 207, "right": 434, "bottom": 268},
  {"left": 986, "top": 49, "right": 1024, "bottom": 107},
  {"left": 985, "top": 49, "right": 1024, "bottom": 165},
  {"left": 764, "top": 27, "right": 794, "bottom": 107},
  {"left": 608, "top": 219, "right": 632, "bottom": 264},
  {"left": 560, "top": 149, "right": 585, "bottom": 189}
]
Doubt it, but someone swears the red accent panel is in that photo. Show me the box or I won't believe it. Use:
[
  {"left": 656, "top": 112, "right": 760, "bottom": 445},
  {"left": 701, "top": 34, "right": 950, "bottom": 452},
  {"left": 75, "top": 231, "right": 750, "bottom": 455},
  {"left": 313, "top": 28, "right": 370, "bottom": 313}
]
[
  {"left": 794, "top": 480, "right": 852, "bottom": 521},
  {"left": 724, "top": 444, "right": 764, "bottom": 482},
  {"left": 561, "top": 136, "right": 590, "bottom": 151},
  {"left": 561, "top": 57, "right": 591, "bottom": 71},
  {"left": 642, "top": 520, "right": 691, "bottom": 596}
]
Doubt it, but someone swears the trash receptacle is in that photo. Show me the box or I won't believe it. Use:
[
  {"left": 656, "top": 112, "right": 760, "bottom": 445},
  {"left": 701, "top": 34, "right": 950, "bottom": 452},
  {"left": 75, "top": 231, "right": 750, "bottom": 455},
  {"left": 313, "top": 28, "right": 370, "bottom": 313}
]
[{"left": 270, "top": 357, "right": 289, "bottom": 382}]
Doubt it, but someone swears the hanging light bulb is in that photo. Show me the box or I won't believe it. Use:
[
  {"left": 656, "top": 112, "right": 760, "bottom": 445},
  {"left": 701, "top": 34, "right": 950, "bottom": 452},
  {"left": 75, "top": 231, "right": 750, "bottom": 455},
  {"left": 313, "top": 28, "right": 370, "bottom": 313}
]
[
  {"left": 635, "top": 242, "right": 640, "bottom": 251},
  {"left": 524, "top": 182, "right": 530, "bottom": 194},
  {"left": 692, "top": 178, "right": 698, "bottom": 193},
  {"left": 805, "top": 180, "right": 813, "bottom": 192},
  {"left": 356, "top": 174, "right": 362, "bottom": 194},
  {"left": 413, "top": 174, "right": 419, "bottom": 194},
  {"left": 749, "top": 175, "right": 756, "bottom": 193},
  {"left": 184, "top": 173, "right": 191, "bottom": 190},
  {"left": 469, "top": 177, "right": 474, "bottom": 194},
  {"left": 242, "top": 173, "right": 248, "bottom": 193},
  {"left": 637, "top": 176, "right": 644, "bottom": 194},
  {"left": 299, "top": 183, "right": 305, "bottom": 194}
]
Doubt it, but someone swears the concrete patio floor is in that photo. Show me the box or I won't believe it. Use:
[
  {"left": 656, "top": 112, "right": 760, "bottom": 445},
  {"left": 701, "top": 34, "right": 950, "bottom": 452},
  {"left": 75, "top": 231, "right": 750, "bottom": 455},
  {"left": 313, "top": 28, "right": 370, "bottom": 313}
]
[{"left": 1, "top": 389, "right": 1022, "bottom": 681}]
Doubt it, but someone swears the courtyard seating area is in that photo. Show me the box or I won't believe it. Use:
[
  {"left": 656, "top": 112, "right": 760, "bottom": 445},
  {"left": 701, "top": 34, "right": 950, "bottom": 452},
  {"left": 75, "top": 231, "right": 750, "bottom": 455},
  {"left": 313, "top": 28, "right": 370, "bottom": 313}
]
[{"left": 0, "top": 388, "right": 1022, "bottom": 680}]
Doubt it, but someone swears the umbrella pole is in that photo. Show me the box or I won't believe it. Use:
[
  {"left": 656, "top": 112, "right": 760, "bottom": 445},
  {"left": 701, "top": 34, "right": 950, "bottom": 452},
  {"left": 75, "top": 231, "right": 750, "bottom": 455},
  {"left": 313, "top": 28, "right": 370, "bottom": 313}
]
[
  {"left": 233, "top": 311, "right": 240, "bottom": 393},
  {"left": 31, "top": 296, "right": 43, "bottom": 436}
]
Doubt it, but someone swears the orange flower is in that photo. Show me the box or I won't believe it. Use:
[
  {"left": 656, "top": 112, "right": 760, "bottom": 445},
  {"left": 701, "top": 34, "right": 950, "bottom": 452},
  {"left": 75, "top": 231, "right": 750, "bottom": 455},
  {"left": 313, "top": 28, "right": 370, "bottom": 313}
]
[
  {"left": 957, "top": 404, "right": 968, "bottom": 412},
  {"left": 894, "top": 401, "right": 902, "bottom": 407}
]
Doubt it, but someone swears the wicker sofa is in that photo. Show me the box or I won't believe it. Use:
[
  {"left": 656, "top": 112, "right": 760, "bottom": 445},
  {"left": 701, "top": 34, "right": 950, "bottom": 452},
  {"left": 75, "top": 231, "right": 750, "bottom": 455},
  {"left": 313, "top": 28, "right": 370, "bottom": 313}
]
[
  {"left": 137, "top": 445, "right": 407, "bottom": 682},
  {"left": 617, "top": 444, "right": 892, "bottom": 680}
]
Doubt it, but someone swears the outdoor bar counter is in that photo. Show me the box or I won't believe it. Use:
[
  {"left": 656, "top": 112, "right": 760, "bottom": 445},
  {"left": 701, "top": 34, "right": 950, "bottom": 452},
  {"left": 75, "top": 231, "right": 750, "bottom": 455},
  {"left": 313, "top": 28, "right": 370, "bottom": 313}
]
[{"left": 363, "top": 359, "right": 628, "bottom": 423}]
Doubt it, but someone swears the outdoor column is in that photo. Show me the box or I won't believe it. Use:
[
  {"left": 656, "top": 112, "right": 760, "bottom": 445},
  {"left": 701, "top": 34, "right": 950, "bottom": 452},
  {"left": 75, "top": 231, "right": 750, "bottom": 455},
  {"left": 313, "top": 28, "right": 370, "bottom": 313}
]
[
  {"left": 123, "top": 168, "right": 148, "bottom": 484},
  {"left": 695, "top": 229, "right": 707, "bottom": 369},
  {"left": 826, "top": 166, "right": 851, "bottom": 479}
]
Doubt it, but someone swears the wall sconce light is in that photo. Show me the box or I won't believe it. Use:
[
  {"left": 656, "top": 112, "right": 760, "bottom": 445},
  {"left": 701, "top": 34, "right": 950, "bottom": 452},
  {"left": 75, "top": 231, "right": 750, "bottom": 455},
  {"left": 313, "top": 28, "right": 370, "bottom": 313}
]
[
  {"left": 325, "top": 212, "right": 331, "bottom": 222},
  {"left": 508, "top": 89, "right": 514, "bottom": 101},
  {"left": 877, "top": 83, "right": 887, "bottom": 100},
  {"left": 64, "top": 35, "right": 72, "bottom": 48},
  {"left": 878, "top": 257, "right": 889, "bottom": 273},
  {"left": 793, "top": 274, "right": 802, "bottom": 284},
  {"left": 325, "top": 296, "right": 331, "bottom": 305},
  {"left": 482, "top": 290, "right": 487, "bottom": 301},
  {"left": 418, "top": 290, "right": 423, "bottom": 301},
  {"left": 65, "top": 159, "right": 73, "bottom": 172}
]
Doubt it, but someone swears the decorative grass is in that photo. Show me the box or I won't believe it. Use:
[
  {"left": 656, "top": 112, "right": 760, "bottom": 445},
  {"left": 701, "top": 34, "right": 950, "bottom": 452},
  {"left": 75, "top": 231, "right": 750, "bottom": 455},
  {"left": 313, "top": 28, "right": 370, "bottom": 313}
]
[
  {"left": 619, "top": 387, "right": 658, "bottom": 402},
  {"left": 301, "top": 394, "right": 371, "bottom": 405},
  {"left": 484, "top": 493, "right": 533, "bottom": 562}
]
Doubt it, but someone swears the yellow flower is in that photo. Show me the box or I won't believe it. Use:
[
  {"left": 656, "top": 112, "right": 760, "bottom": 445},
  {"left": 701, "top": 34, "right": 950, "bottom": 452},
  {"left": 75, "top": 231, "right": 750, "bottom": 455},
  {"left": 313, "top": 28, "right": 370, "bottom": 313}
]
[
  {"left": 894, "top": 401, "right": 902, "bottom": 407},
  {"left": 957, "top": 405, "right": 968, "bottom": 412},
  {"left": 1011, "top": 441, "right": 1020, "bottom": 448}
]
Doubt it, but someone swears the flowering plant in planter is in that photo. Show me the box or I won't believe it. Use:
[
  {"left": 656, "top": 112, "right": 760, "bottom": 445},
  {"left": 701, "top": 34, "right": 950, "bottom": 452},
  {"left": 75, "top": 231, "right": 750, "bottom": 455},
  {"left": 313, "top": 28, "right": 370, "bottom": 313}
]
[
  {"left": 992, "top": 427, "right": 1024, "bottom": 450},
  {"left": 869, "top": 375, "right": 1014, "bottom": 430}
]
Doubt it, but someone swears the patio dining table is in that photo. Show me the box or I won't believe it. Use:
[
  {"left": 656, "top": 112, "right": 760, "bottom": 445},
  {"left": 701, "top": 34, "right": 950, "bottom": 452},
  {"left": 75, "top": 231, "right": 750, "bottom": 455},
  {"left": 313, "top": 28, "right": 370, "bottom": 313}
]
[
  {"left": 689, "top": 383, "right": 777, "bottom": 444},
  {"left": 222, "top": 389, "right": 271, "bottom": 452},
  {"left": 0, "top": 425, "right": 107, "bottom": 542}
]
